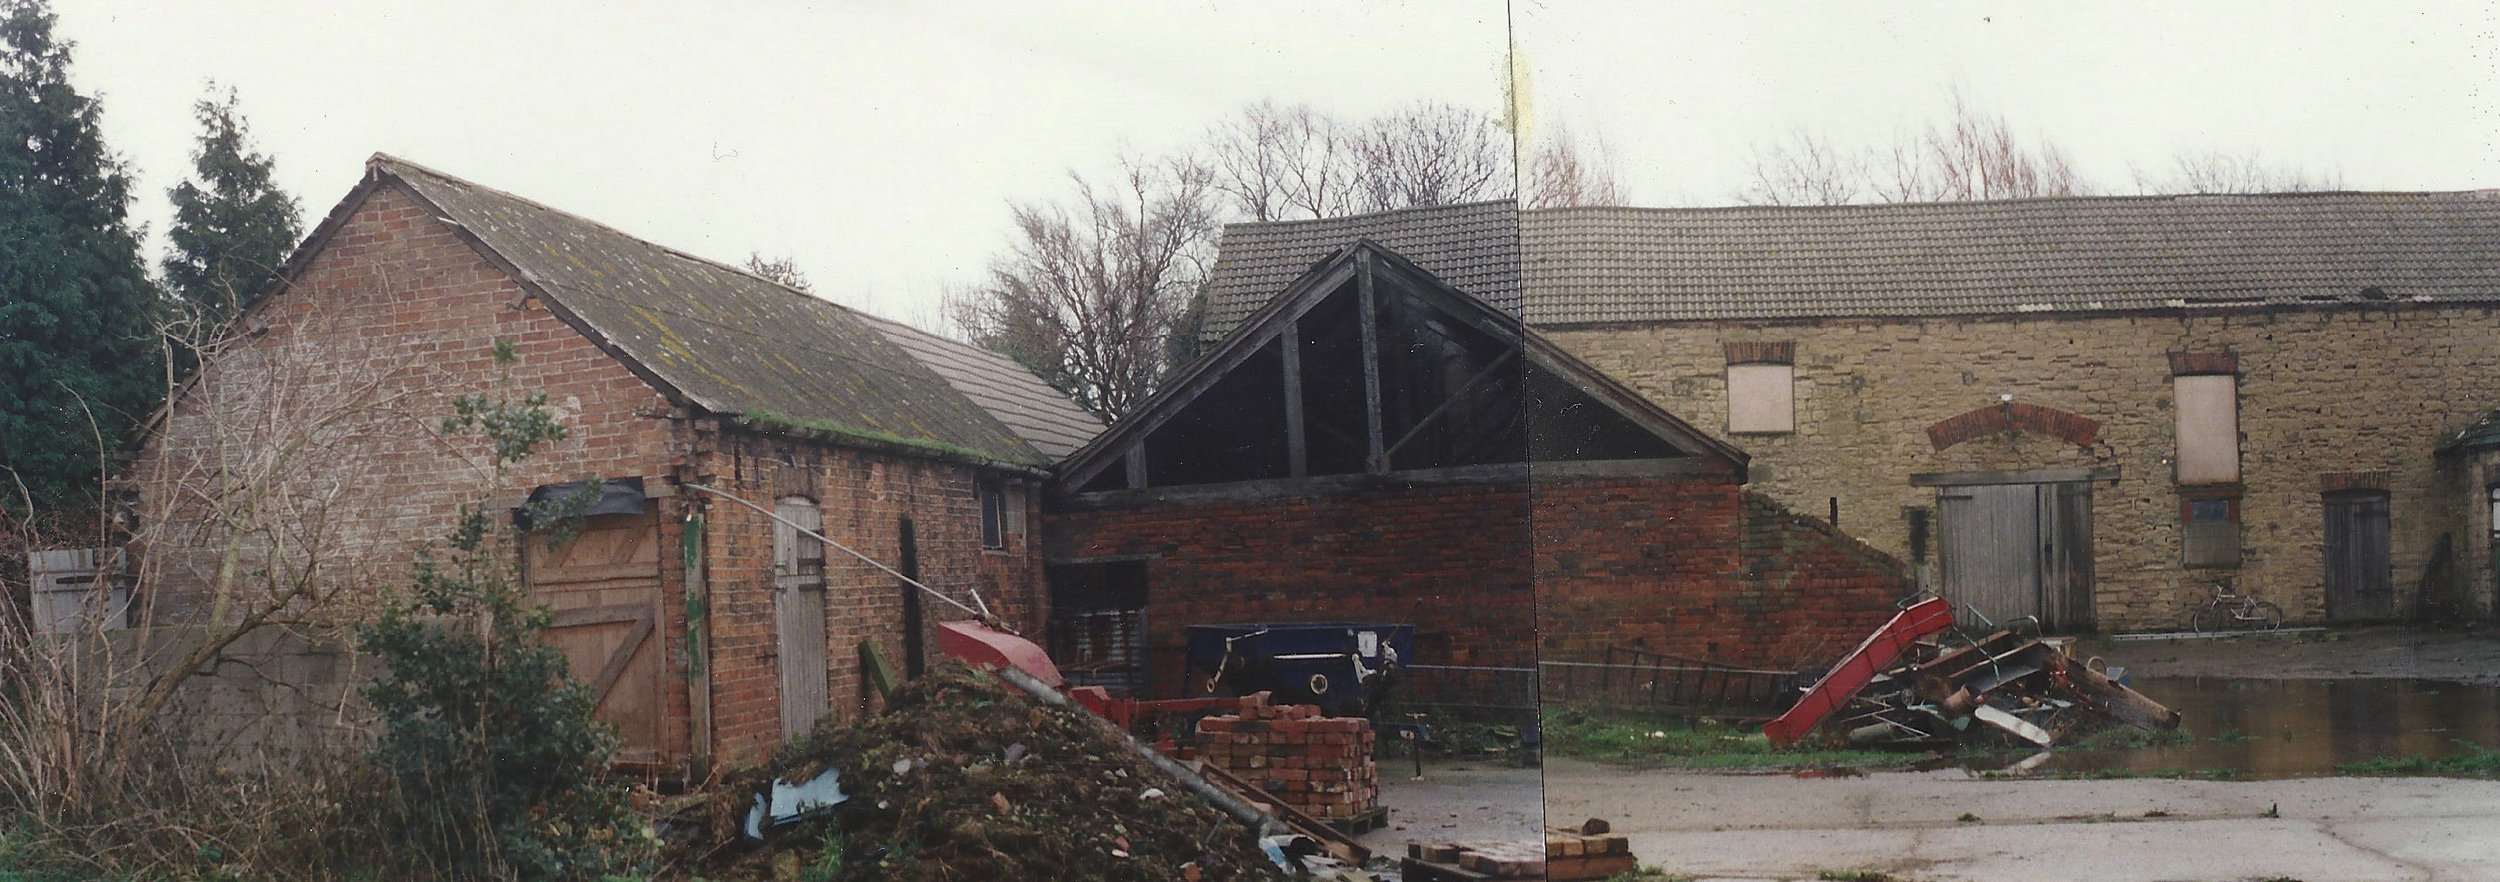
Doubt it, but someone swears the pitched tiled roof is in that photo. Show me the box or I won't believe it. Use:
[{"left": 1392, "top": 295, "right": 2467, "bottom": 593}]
[
  {"left": 1526, "top": 192, "right": 2500, "bottom": 323},
  {"left": 1201, "top": 200, "right": 1519, "bottom": 343},
  {"left": 371, "top": 155, "right": 1052, "bottom": 468},
  {"left": 857, "top": 314, "right": 1105, "bottom": 460},
  {"left": 1200, "top": 193, "right": 2500, "bottom": 328}
]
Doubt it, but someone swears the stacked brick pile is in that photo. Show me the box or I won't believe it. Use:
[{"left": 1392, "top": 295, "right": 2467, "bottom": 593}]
[
  {"left": 1195, "top": 695, "right": 1378, "bottom": 821},
  {"left": 1542, "top": 821, "right": 1636, "bottom": 881}
]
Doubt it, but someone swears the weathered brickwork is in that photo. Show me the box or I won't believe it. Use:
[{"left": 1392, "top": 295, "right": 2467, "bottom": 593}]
[
  {"left": 688, "top": 427, "right": 1042, "bottom": 763},
  {"left": 1196, "top": 696, "right": 1379, "bottom": 820},
  {"left": 1547, "top": 304, "right": 2500, "bottom": 630},
  {"left": 1532, "top": 481, "right": 1907, "bottom": 668},
  {"left": 1046, "top": 481, "right": 1537, "bottom": 697},
  {"left": 1046, "top": 472, "right": 1909, "bottom": 686},
  {"left": 133, "top": 182, "right": 1041, "bottom": 774}
]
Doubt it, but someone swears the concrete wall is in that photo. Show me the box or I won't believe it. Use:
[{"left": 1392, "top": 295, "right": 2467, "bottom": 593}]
[{"left": 1546, "top": 304, "right": 2500, "bottom": 630}]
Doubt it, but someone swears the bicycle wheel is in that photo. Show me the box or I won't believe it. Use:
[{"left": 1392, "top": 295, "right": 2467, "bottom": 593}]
[
  {"left": 2190, "top": 605, "right": 2221, "bottom": 634},
  {"left": 2251, "top": 602, "right": 2284, "bottom": 631}
]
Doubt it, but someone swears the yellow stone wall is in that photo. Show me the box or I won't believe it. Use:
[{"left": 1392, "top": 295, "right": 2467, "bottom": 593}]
[{"left": 1544, "top": 305, "right": 2500, "bottom": 631}]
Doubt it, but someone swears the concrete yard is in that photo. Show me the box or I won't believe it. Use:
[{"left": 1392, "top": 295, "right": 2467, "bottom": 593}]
[
  {"left": 1357, "top": 761, "right": 1549, "bottom": 856},
  {"left": 1543, "top": 757, "right": 2500, "bottom": 881}
]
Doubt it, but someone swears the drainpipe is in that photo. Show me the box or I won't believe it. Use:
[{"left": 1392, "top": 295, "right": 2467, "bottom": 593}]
[{"left": 683, "top": 510, "right": 713, "bottom": 781}]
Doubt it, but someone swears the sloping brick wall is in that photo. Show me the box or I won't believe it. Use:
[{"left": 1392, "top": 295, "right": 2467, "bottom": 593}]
[{"left": 1532, "top": 481, "right": 1908, "bottom": 669}]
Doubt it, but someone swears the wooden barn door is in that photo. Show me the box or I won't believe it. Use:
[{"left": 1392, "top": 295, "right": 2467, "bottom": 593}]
[
  {"left": 526, "top": 507, "right": 666, "bottom": 766},
  {"left": 1938, "top": 481, "right": 2095, "bottom": 632},
  {"left": 773, "top": 498, "right": 830, "bottom": 740},
  {"left": 2324, "top": 490, "right": 2393, "bottom": 619}
]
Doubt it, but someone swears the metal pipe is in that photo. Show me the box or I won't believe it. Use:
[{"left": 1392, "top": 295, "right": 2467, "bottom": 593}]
[
  {"left": 991, "top": 664, "right": 1280, "bottom": 835},
  {"left": 679, "top": 482, "right": 992, "bottom": 624}
]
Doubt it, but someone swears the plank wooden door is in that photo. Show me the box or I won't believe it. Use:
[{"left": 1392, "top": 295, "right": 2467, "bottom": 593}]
[
  {"left": 773, "top": 498, "right": 830, "bottom": 740},
  {"left": 526, "top": 508, "right": 666, "bottom": 765},
  {"left": 1938, "top": 482, "right": 2095, "bottom": 632},
  {"left": 2324, "top": 490, "right": 2393, "bottom": 619}
]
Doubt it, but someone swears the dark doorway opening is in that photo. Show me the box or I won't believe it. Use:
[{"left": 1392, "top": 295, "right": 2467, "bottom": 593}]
[{"left": 1045, "top": 560, "right": 1150, "bottom": 696}]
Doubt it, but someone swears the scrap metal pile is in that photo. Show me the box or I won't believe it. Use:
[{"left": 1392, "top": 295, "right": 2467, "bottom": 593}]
[
  {"left": 1766, "top": 597, "right": 2180, "bottom": 749},
  {"left": 1836, "top": 628, "right": 2181, "bottom": 749}
]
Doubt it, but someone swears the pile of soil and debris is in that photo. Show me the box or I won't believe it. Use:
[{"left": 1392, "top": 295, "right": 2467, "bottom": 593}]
[{"left": 673, "top": 661, "right": 1284, "bottom": 882}]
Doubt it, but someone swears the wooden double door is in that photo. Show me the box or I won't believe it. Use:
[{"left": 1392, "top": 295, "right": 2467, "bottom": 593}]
[
  {"left": 1937, "top": 481, "right": 2096, "bottom": 632},
  {"left": 525, "top": 508, "right": 667, "bottom": 766}
]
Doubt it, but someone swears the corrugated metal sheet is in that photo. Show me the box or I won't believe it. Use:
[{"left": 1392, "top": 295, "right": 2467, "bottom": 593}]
[{"left": 374, "top": 156, "right": 1051, "bottom": 467}]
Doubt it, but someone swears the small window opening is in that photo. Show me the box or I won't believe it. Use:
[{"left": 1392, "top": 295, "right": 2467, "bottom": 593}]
[{"left": 980, "top": 480, "right": 1006, "bottom": 550}]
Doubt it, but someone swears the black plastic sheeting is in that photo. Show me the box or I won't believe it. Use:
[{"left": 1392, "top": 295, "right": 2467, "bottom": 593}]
[{"left": 515, "top": 476, "right": 647, "bottom": 529}]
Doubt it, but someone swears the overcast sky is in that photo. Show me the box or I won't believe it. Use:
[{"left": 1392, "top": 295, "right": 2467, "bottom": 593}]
[{"left": 48, "top": 1, "right": 2500, "bottom": 328}]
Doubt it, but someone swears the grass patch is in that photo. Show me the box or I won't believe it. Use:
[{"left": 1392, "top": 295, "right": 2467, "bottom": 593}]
[
  {"left": 2336, "top": 740, "right": 2500, "bottom": 777},
  {"left": 2068, "top": 725, "right": 2194, "bottom": 750},
  {"left": 1542, "top": 707, "right": 1927, "bottom": 771}
]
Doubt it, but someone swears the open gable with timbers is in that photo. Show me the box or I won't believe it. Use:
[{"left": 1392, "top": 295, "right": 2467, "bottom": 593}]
[{"left": 1044, "top": 240, "right": 1909, "bottom": 695}]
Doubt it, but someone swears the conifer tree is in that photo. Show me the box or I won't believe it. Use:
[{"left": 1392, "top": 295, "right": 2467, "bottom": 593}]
[
  {"left": 164, "top": 84, "right": 300, "bottom": 332},
  {"left": 0, "top": 0, "right": 162, "bottom": 513}
]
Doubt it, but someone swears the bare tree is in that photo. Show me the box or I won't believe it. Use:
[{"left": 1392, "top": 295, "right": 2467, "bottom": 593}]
[
  {"left": 2135, "top": 149, "right": 2345, "bottom": 194},
  {"left": 949, "top": 154, "right": 1219, "bottom": 421},
  {"left": 1524, "top": 125, "right": 1626, "bottom": 209},
  {"left": 1738, "top": 89, "right": 2090, "bottom": 205},
  {"left": 1207, "top": 100, "right": 1365, "bottom": 222},
  {"left": 744, "top": 252, "right": 814, "bottom": 294},
  {"left": 1353, "top": 100, "right": 1515, "bottom": 211},
  {"left": 0, "top": 302, "right": 428, "bottom": 866},
  {"left": 1739, "top": 128, "right": 1867, "bottom": 206},
  {"left": 1210, "top": 100, "right": 1517, "bottom": 220},
  {"left": 1877, "top": 89, "right": 2087, "bottom": 202}
]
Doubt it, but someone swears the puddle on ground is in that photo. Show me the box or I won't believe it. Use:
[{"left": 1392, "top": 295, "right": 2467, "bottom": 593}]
[{"left": 1953, "top": 677, "right": 2500, "bottom": 780}]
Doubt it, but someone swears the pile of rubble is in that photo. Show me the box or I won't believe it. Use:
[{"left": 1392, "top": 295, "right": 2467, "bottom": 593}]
[{"left": 671, "top": 661, "right": 1284, "bottom": 881}]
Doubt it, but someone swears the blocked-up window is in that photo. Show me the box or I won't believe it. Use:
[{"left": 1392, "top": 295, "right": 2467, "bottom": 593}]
[
  {"left": 2174, "top": 374, "right": 2240, "bottom": 484},
  {"left": 1727, "top": 363, "right": 1795, "bottom": 434},
  {"left": 2182, "top": 494, "right": 2242, "bottom": 568}
]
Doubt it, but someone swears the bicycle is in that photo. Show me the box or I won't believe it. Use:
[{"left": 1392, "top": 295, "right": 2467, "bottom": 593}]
[{"left": 2190, "top": 579, "right": 2283, "bottom": 633}]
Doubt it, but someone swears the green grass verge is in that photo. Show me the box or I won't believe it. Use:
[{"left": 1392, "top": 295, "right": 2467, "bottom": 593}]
[
  {"left": 2336, "top": 741, "right": 2500, "bottom": 777},
  {"left": 1542, "top": 707, "right": 1929, "bottom": 771}
]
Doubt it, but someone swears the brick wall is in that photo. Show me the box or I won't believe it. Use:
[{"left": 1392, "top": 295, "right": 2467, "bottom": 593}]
[
  {"left": 130, "top": 181, "right": 1042, "bottom": 774},
  {"left": 1532, "top": 480, "right": 1909, "bottom": 669},
  {"left": 132, "top": 182, "right": 701, "bottom": 760},
  {"left": 1046, "top": 471, "right": 1910, "bottom": 692},
  {"left": 1547, "top": 304, "right": 2500, "bottom": 629},
  {"left": 1044, "top": 481, "right": 1536, "bottom": 697},
  {"left": 690, "top": 426, "right": 1043, "bottom": 764}
]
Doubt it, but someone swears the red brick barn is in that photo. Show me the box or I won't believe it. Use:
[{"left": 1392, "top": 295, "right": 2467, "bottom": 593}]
[
  {"left": 1045, "top": 235, "right": 1909, "bottom": 699},
  {"left": 129, "top": 155, "right": 1096, "bottom": 776}
]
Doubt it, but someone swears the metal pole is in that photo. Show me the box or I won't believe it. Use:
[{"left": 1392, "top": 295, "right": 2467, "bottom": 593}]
[{"left": 678, "top": 482, "right": 998, "bottom": 625}]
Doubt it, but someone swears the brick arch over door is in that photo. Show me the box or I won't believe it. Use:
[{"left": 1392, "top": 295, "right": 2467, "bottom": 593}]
[{"left": 1926, "top": 402, "right": 2101, "bottom": 451}]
